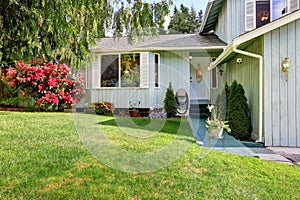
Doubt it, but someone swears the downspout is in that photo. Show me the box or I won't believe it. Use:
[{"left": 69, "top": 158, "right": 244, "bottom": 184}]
[{"left": 232, "top": 46, "right": 263, "bottom": 143}]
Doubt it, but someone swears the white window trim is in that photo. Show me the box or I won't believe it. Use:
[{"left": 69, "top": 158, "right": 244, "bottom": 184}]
[
  {"left": 154, "top": 53, "right": 160, "bottom": 88},
  {"left": 96, "top": 52, "right": 149, "bottom": 89},
  {"left": 211, "top": 58, "right": 218, "bottom": 89}
]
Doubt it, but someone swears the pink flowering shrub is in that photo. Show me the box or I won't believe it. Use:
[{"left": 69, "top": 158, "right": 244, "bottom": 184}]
[{"left": 1, "top": 58, "right": 85, "bottom": 111}]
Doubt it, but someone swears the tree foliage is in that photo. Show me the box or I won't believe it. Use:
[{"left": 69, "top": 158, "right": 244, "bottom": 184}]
[
  {"left": 168, "top": 4, "right": 202, "bottom": 34},
  {"left": 0, "top": 0, "right": 172, "bottom": 68},
  {"left": 0, "top": 0, "right": 173, "bottom": 100},
  {"left": 226, "top": 80, "right": 252, "bottom": 140}
]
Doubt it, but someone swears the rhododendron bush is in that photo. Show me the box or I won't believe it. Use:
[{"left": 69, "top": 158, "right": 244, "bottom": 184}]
[{"left": 1, "top": 58, "right": 85, "bottom": 111}]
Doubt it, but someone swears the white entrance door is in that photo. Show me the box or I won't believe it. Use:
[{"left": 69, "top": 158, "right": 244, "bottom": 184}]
[{"left": 190, "top": 57, "right": 211, "bottom": 100}]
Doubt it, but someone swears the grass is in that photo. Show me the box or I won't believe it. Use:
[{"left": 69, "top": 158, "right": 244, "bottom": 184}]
[{"left": 0, "top": 111, "right": 299, "bottom": 199}]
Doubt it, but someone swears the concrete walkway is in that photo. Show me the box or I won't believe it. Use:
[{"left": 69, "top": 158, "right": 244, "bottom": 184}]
[
  {"left": 251, "top": 147, "right": 300, "bottom": 167},
  {"left": 188, "top": 117, "right": 300, "bottom": 167}
]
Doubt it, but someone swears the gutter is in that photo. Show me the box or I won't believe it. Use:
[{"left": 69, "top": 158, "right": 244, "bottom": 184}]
[
  {"left": 232, "top": 46, "right": 263, "bottom": 143},
  {"left": 208, "top": 45, "right": 263, "bottom": 143}
]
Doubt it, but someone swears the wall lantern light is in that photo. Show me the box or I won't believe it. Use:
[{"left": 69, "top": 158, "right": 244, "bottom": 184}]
[{"left": 281, "top": 56, "right": 290, "bottom": 81}]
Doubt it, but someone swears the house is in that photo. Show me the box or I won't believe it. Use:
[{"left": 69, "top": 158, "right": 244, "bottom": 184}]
[
  {"left": 84, "top": 0, "right": 300, "bottom": 147},
  {"left": 200, "top": 0, "right": 300, "bottom": 147},
  {"left": 83, "top": 34, "right": 226, "bottom": 116}
]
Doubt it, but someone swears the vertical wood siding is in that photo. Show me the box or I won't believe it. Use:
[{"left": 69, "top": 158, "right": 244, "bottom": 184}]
[
  {"left": 222, "top": 37, "right": 262, "bottom": 140},
  {"left": 215, "top": 0, "right": 246, "bottom": 44},
  {"left": 264, "top": 19, "right": 300, "bottom": 146}
]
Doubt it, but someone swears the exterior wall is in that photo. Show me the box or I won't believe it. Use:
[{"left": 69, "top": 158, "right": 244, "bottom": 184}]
[
  {"left": 85, "top": 51, "right": 190, "bottom": 109},
  {"left": 154, "top": 50, "right": 190, "bottom": 108},
  {"left": 264, "top": 19, "right": 300, "bottom": 147},
  {"left": 215, "top": 0, "right": 246, "bottom": 43},
  {"left": 221, "top": 37, "right": 263, "bottom": 140}
]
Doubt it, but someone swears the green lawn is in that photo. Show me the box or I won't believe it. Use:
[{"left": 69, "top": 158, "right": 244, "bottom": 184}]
[{"left": 0, "top": 112, "right": 299, "bottom": 199}]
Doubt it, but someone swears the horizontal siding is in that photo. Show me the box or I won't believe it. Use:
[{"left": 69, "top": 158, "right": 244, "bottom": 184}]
[
  {"left": 87, "top": 50, "right": 190, "bottom": 109},
  {"left": 91, "top": 88, "right": 149, "bottom": 108},
  {"left": 264, "top": 19, "right": 300, "bottom": 147}
]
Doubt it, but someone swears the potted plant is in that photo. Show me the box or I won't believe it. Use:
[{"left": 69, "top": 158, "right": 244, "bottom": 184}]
[
  {"left": 128, "top": 100, "right": 139, "bottom": 117},
  {"left": 206, "top": 105, "right": 231, "bottom": 139},
  {"left": 128, "top": 105, "right": 139, "bottom": 117}
]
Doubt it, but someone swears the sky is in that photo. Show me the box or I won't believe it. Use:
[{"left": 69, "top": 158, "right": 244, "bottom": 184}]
[{"left": 172, "top": 0, "right": 208, "bottom": 11}]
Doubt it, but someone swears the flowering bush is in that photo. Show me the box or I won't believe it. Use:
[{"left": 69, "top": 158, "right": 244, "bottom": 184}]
[
  {"left": 206, "top": 105, "right": 231, "bottom": 132},
  {"left": 94, "top": 102, "right": 114, "bottom": 115},
  {"left": 1, "top": 58, "right": 85, "bottom": 111}
]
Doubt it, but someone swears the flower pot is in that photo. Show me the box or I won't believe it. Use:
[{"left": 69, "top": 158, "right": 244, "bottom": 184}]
[
  {"left": 208, "top": 127, "right": 223, "bottom": 139},
  {"left": 129, "top": 110, "right": 139, "bottom": 117}
]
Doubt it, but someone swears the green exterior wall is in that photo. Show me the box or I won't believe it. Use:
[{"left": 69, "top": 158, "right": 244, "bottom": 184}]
[{"left": 221, "top": 36, "right": 263, "bottom": 140}]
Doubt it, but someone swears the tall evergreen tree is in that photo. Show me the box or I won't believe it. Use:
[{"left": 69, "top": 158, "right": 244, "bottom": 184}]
[
  {"left": 226, "top": 80, "right": 252, "bottom": 140},
  {"left": 168, "top": 4, "right": 202, "bottom": 34}
]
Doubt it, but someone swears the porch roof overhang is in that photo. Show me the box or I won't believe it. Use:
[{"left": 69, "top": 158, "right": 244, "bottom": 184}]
[
  {"left": 208, "top": 9, "right": 300, "bottom": 70},
  {"left": 90, "top": 34, "right": 227, "bottom": 53},
  {"left": 200, "top": 0, "right": 224, "bottom": 33}
]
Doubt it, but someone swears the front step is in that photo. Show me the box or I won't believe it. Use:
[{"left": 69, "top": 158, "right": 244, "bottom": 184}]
[{"left": 189, "top": 104, "right": 210, "bottom": 118}]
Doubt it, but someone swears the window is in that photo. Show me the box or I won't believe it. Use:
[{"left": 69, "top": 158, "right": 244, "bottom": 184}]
[
  {"left": 93, "top": 52, "right": 148, "bottom": 88},
  {"left": 121, "top": 54, "right": 140, "bottom": 87},
  {"left": 101, "top": 55, "right": 119, "bottom": 87},
  {"left": 272, "top": 0, "right": 287, "bottom": 20},
  {"left": 256, "top": 1, "right": 270, "bottom": 28},
  {"left": 154, "top": 53, "right": 160, "bottom": 88},
  {"left": 245, "top": 0, "right": 299, "bottom": 31}
]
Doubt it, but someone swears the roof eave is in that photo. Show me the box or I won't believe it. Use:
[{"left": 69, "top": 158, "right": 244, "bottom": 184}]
[
  {"left": 90, "top": 46, "right": 228, "bottom": 53},
  {"left": 199, "top": 0, "right": 215, "bottom": 33}
]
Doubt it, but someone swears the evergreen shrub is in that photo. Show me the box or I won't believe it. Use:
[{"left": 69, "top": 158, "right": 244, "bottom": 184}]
[
  {"left": 226, "top": 80, "right": 252, "bottom": 140},
  {"left": 164, "top": 82, "right": 177, "bottom": 118}
]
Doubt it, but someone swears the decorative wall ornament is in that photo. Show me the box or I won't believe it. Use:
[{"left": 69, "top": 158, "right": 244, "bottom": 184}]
[{"left": 196, "top": 64, "right": 203, "bottom": 83}]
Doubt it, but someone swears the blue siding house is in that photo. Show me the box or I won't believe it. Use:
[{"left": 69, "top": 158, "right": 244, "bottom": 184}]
[
  {"left": 200, "top": 0, "right": 300, "bottom": 146},
  {"left": 84, "top": 0, "right": 300, "bottom": 147}
]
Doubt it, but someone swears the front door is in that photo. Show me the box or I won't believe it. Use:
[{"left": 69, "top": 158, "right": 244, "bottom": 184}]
[{"left": 190, "top": 57, "right": 211, "bottom": 100}]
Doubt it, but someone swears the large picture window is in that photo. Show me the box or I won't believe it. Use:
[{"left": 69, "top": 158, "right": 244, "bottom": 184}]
[{"left": 100, "top": 53, "right": 141, "bottom": 88}]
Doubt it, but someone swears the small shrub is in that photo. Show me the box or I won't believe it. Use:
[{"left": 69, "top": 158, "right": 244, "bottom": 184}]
[
  {"left": 0, "top": 97, "right": 22, "bottom": 108},
  {"left": 164, "top": 82, "right": 177, "bottom": 118},
  {"left": 94, "top": 102, "right": 114, "bottom": 115}
]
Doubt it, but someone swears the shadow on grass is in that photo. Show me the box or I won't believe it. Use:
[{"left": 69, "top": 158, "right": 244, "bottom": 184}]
[{"left": 99, "top": 116, "right": 194, "bottom": 138}]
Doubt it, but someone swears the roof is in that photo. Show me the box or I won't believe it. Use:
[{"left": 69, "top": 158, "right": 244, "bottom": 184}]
[
  {"left": 200, "top": 0, "right": 224, "bottom": 33},
  {"left": 208, "top": 10, "right": 300, "bottom": 70},
  {"left": 90, "top": 34, "right": 227, "bottom": 53}
]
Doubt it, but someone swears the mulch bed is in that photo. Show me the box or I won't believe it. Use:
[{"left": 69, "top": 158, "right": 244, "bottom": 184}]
[{"left": 0, "top": 107, "right": 26, "bottom": 112}]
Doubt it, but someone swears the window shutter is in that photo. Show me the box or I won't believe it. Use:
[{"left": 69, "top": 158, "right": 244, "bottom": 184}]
[
  {"left": 92, "top": 56, "right": 101, "bottom": 89},
  {"left": 288, "top": 0, "right": 299, "bottom": 13},
  {"left": 140, "top": 52, "right": 149, "bottom": 88},
  {"left": 245, "top": 0, "right": 256, "bottom": 31}
]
